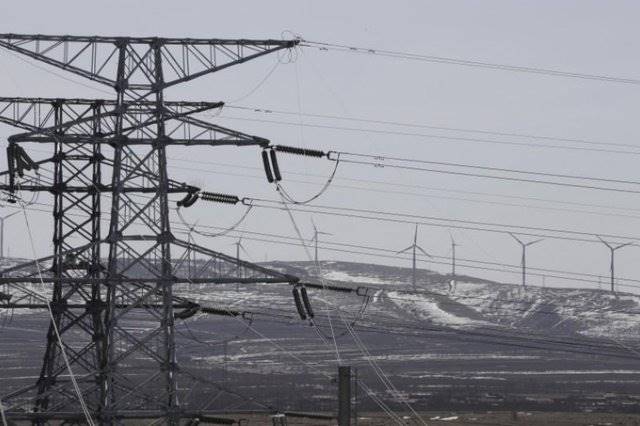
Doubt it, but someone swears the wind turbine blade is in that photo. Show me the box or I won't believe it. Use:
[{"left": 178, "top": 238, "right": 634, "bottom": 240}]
[
  {"left": 240, "top": 245, "right": 251, "bottom": 258},
  {"left": 509, "top": 232, "right": 523, "bottom": 245},
  {"left": 614, "top": 242, "right": 634, "bottom": 250},
  {"left": 311, "top": 216, "right": 318, "bottom": 233},
  {"left": 397, "top": 246, "right": 413, "bottom": 255},
  {"left": 525, "top": 238, "right": 544, "bottom": 247},
  {"left": 596, "top": 235, "right": 613, "bottom": 249},
  {"left": 416, "top": 245, "right": 432, "bottom": 258}
]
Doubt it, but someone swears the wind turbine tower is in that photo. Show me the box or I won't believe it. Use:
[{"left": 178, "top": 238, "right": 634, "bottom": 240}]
[
  {"left": 449, "top": 234, "right": 458, "bottom": 292},
  {"left": 311, "top": 218, "right": 331, "bottom": 264},
  {"left": 234, "top": 238, "right": 249, "bottom": 263},
  {"left": 234, "top": 238, "right": 250, "bottom": 290},
  {"left": 397, "top": 224, "right": 432, "bottom": 290}
]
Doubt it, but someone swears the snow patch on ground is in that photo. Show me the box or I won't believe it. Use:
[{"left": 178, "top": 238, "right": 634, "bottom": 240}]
[
  {"left": 322, "top": 270, "right": 391, "bottom": 285},
  {"left": 387, "top": 291, "right": 480, "bottom": 327}
]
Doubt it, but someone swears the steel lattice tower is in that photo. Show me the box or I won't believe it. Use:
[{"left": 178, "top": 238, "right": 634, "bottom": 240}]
[{"left": 0, "top": 34, "right": 299, "bottom": 425}]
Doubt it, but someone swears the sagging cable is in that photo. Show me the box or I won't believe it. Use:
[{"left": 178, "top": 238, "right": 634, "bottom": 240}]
[
  {"left": 276, "top": 152, "right": 341, "bottom": 205},
  {"left": 176, "top": 202, "right": 253, "bottom": 239}
]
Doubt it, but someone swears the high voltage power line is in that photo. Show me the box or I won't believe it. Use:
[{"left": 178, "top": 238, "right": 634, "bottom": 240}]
[
  {"left": 24, "top": 147, "right": 640, "bottom": 219},
  {"left": 333, "top": 151, "right": 640, "bottom": 187},
  {"left": 225, "top": 104, "right": 640, "bottom": 153},
  {"left": 329, "top": 154, "right": 640, "bottom": 195},
  {"left": 11, "top": 198, "right": 640, "bottom": 291},
  {"left": 301, "top": 40, "right": 640, "bottom": 85},
  {"left": 165, "top": 156, "right": 640, "bottom": 219},
  {"left": 29, "top": 163, "right": 640, "bottom": 244},
  {"left": 246, "top": 199, "right": 638, "bottom": 244},
  {"left": 214, "top": 114, "right": 640, "bottom": 156}
]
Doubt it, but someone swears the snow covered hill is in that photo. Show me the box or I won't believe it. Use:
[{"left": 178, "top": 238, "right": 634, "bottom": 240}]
[
  {"left": 3, "top": 257, "right": 640, "bottom": 340},
  {"left": 262, "top": 261, "right": 640, "bottom": 341}
]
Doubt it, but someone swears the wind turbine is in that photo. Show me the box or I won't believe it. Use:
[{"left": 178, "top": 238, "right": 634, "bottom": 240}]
[
  {"left": 596, "top": 235, "right": 632, "bottom": 293},
  {"left": 234, "top": 237, "right": 250, "bottom": 263},
  {"left": 509, "top": 233, "right": 543, "bottom": 287},
  {"left": 310, "top": 217, "right": 331, "bottom": 265},
  {"left": 397, "top": 224, "right": 432, "bottom": 291}
]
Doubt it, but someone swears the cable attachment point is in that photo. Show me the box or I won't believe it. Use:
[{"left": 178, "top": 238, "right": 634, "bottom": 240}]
[
  {"left": 261, "top": 149, "right": 274, "bottom": 183},
  {"left": 199, "top": 191, "right": 240, "bottom": 205},
  {"left": 292, "top": 286, "right": 307, "bottom": 320},
  {"left": 261, "top": 148, "right": 283, "bottom": 183},
  {"left": 292, "top": 284, "right": 315, "bottom": 320},
  {"left": 7, "top": 142, "right": 38, "bottom": 177},
  {"left": 176, "top": 191, "right": 199, "bottom": 208},
  {"left": 270, "top": 149, "right": 282, "bottom": 182},
  {"left": 6, "top": 142, "right": 39, "bottom": 202}
]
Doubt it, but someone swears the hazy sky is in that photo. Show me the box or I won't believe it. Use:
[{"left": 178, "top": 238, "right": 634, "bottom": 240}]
[{"left": 0, "top": 1, "right": 639, "bottom": 291}]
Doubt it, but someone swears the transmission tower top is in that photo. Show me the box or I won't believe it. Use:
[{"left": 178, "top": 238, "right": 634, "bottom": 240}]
[{"left": 0, "top": 33, "right": 300, "bottom": 90}]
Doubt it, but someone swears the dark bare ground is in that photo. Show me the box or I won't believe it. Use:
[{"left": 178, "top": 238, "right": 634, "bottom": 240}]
[{"left": 195, "top": 411, "right": 640, "bottom": 425}]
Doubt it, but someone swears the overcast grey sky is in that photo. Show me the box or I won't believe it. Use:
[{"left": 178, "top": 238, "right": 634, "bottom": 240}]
[{"left": 0, "top": 1, "right": 639, "bottom": 291}]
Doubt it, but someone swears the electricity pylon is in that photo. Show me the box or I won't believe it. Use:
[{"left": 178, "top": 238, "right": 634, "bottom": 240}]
[
  {"left": 0, "top": 34, "right": 300, "bottom": 425},
  {"left": 397, "top": 224, "right": 431, "bottom": 291},
  {"left": 509, "top": 233, "right": 542, "bottom": 287},
  {"left": 596, "top": 235, "right": 632, "bottom": 293},
  {"left": 310, "top": 217, "right": 331, "bottom": 264}
]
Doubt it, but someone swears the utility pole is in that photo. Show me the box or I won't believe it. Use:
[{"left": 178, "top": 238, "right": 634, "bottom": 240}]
[
  {"left": 597, "top": 235, "right": 632, "bottom": 293},
  {"left": 310, "top": 217, "right": 331, "bottom": 264},
  {"left": 509, "top": 233, "right": 543, "bottom": 287},
  {"left": 0, "top": 211, "right": 19, "bottom": 258},
  {"left": 338, "top": 366, "right": 352, "bottom": 426},
  {"left": 397, "top": 224, "right": 432, "bottom": 291}
]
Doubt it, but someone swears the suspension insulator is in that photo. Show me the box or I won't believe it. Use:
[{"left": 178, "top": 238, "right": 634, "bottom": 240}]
[
  {"left": 6, "top": 144, "right": 15, "bottom": 195},
  {"left": 300, "top": 287, "right": 314, "bottom": 319},
  {"left": 274, "top": 145, "right": 326, "bottom": 158},
  {"left": 269, "top": 149, "right": 282, "bottom": 182},
  {"left": 292, "top": 287, "right": 307, "bottom": 320},
  {"left": 175, "top": 304, "right": 200, "bottom": 319},
  {"left": 261, "top": 150, "right": 274, "bottom": 183},
  {"left": 177, "top": 192, "right": 199, "bottom": 208},
  {"left": 17, "top": 146, "right": 37, "bottom": 171},
  {"left": 199, "top": 191, "right": 240, "bottom": 204}
]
